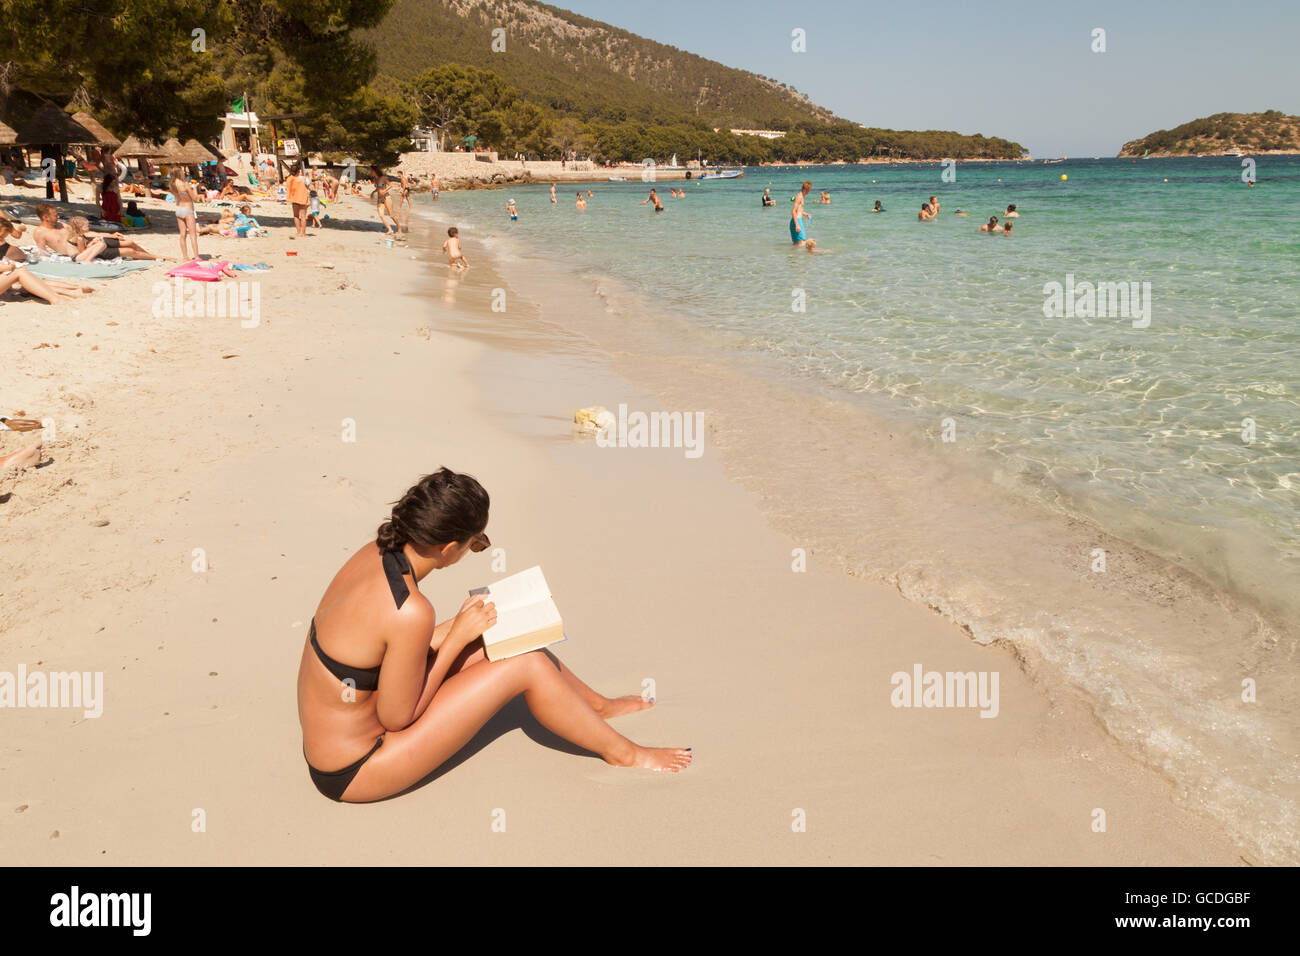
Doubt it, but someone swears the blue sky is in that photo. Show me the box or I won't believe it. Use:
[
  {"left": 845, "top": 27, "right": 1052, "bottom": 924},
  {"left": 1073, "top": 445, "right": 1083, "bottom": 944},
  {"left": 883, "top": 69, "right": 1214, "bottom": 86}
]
[{"left": 555, "top": 0, "right": 1300, "bottom": 157}]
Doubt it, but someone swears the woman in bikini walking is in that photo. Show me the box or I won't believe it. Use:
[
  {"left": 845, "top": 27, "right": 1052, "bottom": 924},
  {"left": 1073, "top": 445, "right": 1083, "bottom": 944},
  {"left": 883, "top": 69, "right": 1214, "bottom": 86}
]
[{"left": 296, "top": 468, "right": 692, "bottom": 802}]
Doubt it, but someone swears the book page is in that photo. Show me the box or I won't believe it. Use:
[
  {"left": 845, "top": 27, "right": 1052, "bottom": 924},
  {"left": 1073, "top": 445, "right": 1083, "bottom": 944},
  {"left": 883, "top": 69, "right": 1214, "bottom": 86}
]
[
  {"left": 484, "top": 597, "right": 561, "bottom": 646},
  {"left": 478, "top": 566, "right": 550, "bottom": 613}
]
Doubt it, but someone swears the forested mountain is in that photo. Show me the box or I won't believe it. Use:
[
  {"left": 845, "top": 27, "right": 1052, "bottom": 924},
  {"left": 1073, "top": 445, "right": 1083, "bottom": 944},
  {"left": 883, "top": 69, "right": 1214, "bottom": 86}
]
[
  {"left": 369, "top": 0, "right": 836, "bottom": 129},
  {"left": 1119, "top": 111, "right": 1300, "bottom": 156},
  {"left": 367, "top": 0, "right": 1025, "bottom": 162}
]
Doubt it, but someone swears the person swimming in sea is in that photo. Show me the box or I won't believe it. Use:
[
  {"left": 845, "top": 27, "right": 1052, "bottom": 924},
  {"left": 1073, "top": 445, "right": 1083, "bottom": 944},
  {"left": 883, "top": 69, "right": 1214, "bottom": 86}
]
[
  {"left": 763, "top": 188, "right": 776, "bottom": 207},
  {"left": 1004, "top": 204, "right": 1019, "bottom": 218},
  {"left": 928, "top": 195, "right": 941, "bottom": 215},
  {"left": 576, "top": 192, "right": 587, "bottom": 210},
  {"left": 978, "top": 215, "right": 999, "bottom": 232},
  {"left": 1001, "top": 221, "right": 1014, "bottom": 235},
  {"left": 953, "top": 208, "right": 969, "bottom": 217},
  {"left": 872, "top": 200, "right": 884, "bottom": 212},
  {"left": 918, "top": 202, "right": 936, "bottom": 221},
  {"left": 638, "top": 188, "right": 663, "bottom": 212}
]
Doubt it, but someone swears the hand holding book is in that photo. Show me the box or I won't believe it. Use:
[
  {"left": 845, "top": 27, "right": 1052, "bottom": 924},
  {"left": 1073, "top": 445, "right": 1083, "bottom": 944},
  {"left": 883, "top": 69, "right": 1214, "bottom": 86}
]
[
  {"left": 470, "top": 566, "right": 567, "bottom": 661},
  {"left": 448, "top": 593, "right": 496, "bottom": 651}
]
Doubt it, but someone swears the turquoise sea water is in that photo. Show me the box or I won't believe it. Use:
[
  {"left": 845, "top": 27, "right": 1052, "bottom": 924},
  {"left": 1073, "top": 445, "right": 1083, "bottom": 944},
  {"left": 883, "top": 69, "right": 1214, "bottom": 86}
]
[{"left": 424, "top": 157, "right": 1300, "bottom": 860}]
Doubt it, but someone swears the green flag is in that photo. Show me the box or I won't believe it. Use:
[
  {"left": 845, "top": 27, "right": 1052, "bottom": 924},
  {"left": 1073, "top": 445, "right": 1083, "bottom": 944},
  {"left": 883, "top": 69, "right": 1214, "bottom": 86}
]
[{"left": 231, "top": 97, "right": 244, "bottom": 114}]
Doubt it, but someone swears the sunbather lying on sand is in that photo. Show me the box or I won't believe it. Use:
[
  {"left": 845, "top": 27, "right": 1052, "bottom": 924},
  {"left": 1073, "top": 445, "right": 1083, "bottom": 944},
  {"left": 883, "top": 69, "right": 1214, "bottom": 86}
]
[
  {"left": 1, "top": 442, "right": 43, "bottom": 470},
  {"left": 0, "top": 211, "right": 29, "bottom": 262},
  {"left": 66, "top": 217, "right": 170, "bottom": 262},
  {"left": 198, "top": 209, "right": 237, "bottom": 235},
  {"left": 0, "top": 259, "right": 95, "bottom": 302}
]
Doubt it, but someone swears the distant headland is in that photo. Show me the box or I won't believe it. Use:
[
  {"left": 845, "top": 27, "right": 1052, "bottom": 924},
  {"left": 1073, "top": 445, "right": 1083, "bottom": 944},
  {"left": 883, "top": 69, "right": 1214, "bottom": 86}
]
[{"left": 1118, "top": 111, "right": 1300, "bottom": 157}]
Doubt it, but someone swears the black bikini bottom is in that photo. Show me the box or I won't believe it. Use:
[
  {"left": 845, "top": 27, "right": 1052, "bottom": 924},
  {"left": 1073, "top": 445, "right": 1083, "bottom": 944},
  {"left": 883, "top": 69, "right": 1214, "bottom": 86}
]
[{"left": 306, "top": 736, "right": 383, "bottom": 802}]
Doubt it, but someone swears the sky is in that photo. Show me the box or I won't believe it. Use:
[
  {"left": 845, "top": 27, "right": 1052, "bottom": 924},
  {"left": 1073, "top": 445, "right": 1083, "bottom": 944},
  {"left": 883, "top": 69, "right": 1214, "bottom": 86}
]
[{"left": 553, "top": 0, "right": 1300, "bottom": 157}]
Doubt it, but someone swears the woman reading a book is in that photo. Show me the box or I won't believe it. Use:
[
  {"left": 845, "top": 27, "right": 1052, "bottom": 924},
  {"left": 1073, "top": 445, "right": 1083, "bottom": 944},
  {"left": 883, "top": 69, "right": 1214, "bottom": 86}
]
[{"left": 297, "top": 468, "right": 693, "bottom": 801}]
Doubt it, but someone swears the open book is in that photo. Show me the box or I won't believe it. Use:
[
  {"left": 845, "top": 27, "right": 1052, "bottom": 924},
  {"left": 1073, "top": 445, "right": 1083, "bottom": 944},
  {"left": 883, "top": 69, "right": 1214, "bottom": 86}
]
[{"left": 471, "top": 566, "right": 567, "bottom": 662}]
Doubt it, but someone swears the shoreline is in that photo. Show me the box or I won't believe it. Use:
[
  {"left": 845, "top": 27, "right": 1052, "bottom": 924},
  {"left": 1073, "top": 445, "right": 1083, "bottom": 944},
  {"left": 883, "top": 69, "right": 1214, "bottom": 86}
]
[
  {"left": 391, "top": 155, "right": 1032, "bottom": 191},
  {"left": 414, "top": 191, "right": 1298, "bottom": 865},
  {"left": 0, "top": 186, "right": 1262, "bottom": 864}
]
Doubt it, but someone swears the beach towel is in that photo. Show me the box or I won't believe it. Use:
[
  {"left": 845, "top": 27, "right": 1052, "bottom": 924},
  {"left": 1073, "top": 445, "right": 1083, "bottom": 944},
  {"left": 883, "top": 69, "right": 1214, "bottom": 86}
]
[{"left": 27, "top": 260, "right": 153, "bottom": 280}]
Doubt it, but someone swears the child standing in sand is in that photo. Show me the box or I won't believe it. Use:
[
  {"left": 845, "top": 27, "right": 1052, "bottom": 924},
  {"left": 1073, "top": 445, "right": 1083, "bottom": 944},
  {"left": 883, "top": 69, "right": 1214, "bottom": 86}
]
[{"left": 442, "top": 226, "right": 468, "bottom": 270}]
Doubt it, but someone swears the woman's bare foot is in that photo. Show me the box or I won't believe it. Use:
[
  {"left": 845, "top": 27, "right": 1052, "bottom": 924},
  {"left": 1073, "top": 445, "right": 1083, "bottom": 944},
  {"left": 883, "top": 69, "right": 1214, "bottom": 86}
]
[
  {"left": 604, "top": 742, "right": 693, "bottom": 773},
  {"left": 1, "top": 442, "right": 43, "bottom": 469},
  {"left": 594, "top": 694, "right": 655, "bottom": 719}
]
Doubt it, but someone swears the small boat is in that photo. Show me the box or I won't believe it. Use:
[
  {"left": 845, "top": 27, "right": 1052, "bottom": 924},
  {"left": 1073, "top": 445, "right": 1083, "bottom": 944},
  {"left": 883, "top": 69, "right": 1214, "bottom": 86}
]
[
  {"left": 696, "top": 169, "right": 744, "bottom": 180},
  {"left": 608, "top": 175, "right": 627, "bottom": 181}
]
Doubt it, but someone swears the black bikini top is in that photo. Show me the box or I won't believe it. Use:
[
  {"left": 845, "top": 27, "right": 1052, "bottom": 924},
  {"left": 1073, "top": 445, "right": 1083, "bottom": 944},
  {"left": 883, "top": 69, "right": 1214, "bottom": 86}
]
[{"left": 310, "top": 549, "right": 416, "bottom": 691}]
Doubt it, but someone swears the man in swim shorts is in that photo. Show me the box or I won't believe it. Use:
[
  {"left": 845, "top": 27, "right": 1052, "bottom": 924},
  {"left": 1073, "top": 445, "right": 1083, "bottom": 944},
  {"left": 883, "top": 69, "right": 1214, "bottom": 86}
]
[{"left": 790, "top": 181, "right": 812, "bottom": 245}]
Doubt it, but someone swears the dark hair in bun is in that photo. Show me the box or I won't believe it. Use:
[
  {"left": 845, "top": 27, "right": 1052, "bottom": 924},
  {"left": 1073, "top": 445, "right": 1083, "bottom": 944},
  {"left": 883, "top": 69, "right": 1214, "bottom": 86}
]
[{"left": 376, "top": 468, "right": 489, "bottom": 552}]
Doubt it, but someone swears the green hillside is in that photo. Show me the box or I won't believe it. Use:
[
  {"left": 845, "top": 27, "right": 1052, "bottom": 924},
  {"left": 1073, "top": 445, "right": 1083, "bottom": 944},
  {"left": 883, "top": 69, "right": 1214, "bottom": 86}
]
[
  {"left": 369, "top": 0, "right": 837, "bottom": 129},
  {"left": 367, "top": 0, "right": 1025, "bottom": 161},
  {"left": 1119, "top": 111, "right": 1300, "bottom": 156}
]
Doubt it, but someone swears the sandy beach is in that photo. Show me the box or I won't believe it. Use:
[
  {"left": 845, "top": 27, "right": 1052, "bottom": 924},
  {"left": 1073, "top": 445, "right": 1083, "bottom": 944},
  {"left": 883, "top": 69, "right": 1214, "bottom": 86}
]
[{"left": 0, "top": 182, "right": 1261, "bottom": 866}]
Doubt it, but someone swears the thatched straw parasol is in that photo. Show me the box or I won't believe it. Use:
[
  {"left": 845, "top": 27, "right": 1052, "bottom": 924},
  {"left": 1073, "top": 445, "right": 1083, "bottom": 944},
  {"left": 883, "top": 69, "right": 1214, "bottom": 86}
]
[
  {"left": 0, "top": 119, "right": 16, "bottom": 146},
  {"left": 175, "top": 138, "right": 217, "bottom": 164},
  {"left": 14, "top": 103, "right": 99, "bottom": 147},
  {"left": 70, "top": 111, "right": 121, "bottom": 148},
  {"left": 153, "top": 137, "right": 189, "bottom": 165},
  {"left": 14, "top": 104, "right": 100, "bottom": 202},
  {"left": 114, "top": 134, "right": 166, "bottom": 159}
]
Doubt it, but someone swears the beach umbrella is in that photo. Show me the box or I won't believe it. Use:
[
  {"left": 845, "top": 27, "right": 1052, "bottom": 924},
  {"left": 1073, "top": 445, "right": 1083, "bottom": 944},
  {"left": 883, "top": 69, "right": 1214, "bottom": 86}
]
[
  {"left": 462, "top": 135, "right": 478, "bottom": 146},
  {"left": 175, "top": 138, "right": 217, "bottom": 164},
  {"left": 70, "top": 111, "right": 121, "bottom": 148},
  {"left": 14, "top": 104, "right": 101, "bottom": 202},
  {"left": 14, "top": 103, "right": 99, "bottom": 147},
  {"left": 114, "top": 134, "right": 167, "bottom": 159}
]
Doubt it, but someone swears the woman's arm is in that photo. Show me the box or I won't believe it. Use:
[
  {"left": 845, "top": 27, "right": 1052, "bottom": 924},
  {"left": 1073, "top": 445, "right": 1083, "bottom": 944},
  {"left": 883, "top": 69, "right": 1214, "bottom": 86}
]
[{"left": 373, "top": 595, "right": 495, "bottom": 732}]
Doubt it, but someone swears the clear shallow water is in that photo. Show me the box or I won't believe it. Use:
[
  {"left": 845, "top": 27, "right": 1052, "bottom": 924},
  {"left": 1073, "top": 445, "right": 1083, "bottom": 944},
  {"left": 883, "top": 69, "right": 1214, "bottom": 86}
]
[
  {"left": 424, "top": 157, "right": 1300, "bottom": 861},
  {"left": 439, "top": 158, "right": 1300, "bottom": 615}
]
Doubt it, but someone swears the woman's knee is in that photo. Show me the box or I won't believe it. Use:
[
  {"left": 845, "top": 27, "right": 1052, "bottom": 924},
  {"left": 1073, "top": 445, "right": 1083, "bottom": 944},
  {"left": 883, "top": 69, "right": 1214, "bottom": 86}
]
[{"left": 506, "top": 648, "right": 557, "bottom": 681}]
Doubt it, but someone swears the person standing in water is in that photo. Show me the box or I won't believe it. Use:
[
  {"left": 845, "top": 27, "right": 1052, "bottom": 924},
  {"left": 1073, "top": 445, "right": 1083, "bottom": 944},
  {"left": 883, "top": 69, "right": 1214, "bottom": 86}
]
[
  {"left": 762, "top": 188, "right": 775, "bottom": 207},
  {"left": 550, "top": 182, "right": 557, "bottom": 204},
  {"left": 790, "top": 181, "right": 812, "bottom": 245},
  {"left": 638, "top": 188, "right": 663, "bottom": 212}
]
